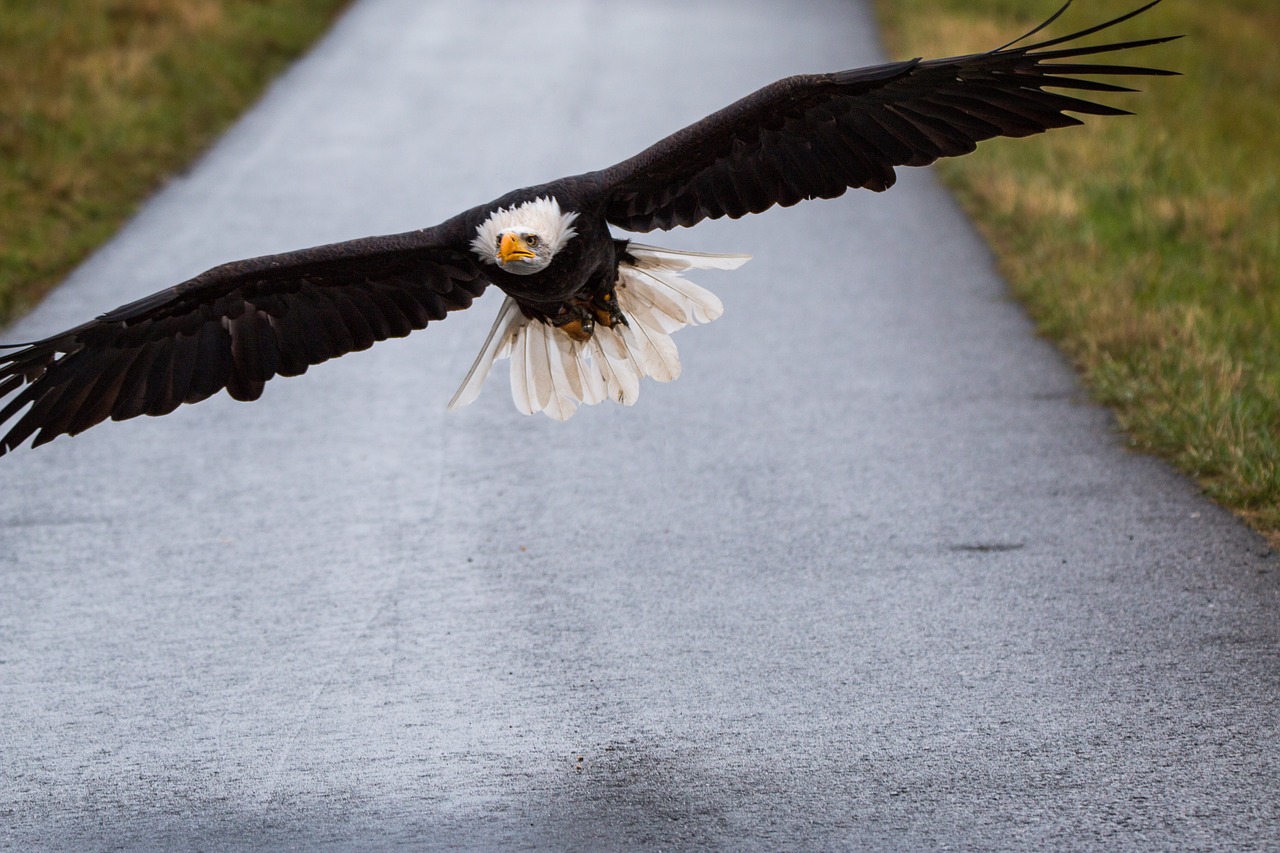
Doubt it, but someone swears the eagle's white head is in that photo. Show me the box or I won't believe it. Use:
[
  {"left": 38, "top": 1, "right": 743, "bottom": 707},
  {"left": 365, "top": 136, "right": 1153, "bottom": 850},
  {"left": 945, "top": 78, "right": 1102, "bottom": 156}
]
[{"left": 470, "top": 196, "right": 579, "bottom": 275}]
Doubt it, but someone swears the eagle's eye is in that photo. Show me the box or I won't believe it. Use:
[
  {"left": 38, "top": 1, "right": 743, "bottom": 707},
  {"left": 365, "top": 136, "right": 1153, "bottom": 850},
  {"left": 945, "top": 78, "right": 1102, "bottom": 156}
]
[{"left": 525, "top": 234, "right": 540, "bottom": 247}]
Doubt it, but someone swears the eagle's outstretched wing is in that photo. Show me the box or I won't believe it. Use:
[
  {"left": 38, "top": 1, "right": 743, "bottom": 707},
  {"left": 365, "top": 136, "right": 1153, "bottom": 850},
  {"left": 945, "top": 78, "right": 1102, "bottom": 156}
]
[
  {"left": 0, "top": 1, "right": 1178, "bottom": 453},
  {"left": 0, "top": 222, "right": 485, "bottom": 454},
  {"left": 596, "top": 0, "right": 1179, "bottom": 232}
]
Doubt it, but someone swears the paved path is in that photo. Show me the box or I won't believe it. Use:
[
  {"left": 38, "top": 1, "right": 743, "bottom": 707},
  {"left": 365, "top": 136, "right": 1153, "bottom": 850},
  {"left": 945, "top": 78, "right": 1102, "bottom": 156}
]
[{"left": 2, "top": 1, "right": 1277, "bottom": 849}]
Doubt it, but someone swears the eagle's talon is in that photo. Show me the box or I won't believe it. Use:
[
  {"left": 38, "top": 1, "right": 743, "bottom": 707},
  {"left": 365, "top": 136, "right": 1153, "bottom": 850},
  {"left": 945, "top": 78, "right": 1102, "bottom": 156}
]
[
  {"left": 592, "top": 290, "right": 627, "bottom": 329},
  {"left": 551, "top": 305, "right": 595, "bottom": 342}
]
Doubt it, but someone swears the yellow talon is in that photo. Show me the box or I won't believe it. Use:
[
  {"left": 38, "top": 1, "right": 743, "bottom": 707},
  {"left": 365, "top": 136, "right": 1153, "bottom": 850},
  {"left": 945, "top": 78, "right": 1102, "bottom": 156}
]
[{"left": 559, "top": 318, "right": 592, "bottom": 342}]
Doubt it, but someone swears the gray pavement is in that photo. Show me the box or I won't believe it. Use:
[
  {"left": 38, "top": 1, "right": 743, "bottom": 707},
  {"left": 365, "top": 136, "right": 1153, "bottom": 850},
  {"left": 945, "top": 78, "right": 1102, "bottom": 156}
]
[{"left": 2, "top": 0, "right": 1277, "bottom": 849}]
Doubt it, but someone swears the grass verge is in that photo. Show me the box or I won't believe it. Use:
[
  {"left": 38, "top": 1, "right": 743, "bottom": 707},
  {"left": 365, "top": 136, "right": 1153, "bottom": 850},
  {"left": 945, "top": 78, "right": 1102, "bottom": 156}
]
[
  {"left": 875, "top": 0, "right": 1280, "bottom": 543},
  {"left": 0, "top": 0, "right": 349, "bottom": 322}
]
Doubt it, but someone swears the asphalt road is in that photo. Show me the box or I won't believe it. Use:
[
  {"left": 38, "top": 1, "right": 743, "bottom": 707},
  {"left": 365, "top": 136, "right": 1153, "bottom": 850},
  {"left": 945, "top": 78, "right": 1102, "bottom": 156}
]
[{"left": 2, "top": 1, "right": 1277, "bottom": 850}]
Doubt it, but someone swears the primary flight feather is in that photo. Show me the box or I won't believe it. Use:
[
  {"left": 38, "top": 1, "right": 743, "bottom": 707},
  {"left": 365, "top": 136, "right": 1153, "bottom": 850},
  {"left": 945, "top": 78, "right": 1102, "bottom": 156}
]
[{"left": 0, "top": 1, "right": 1178, "bottom": 455}]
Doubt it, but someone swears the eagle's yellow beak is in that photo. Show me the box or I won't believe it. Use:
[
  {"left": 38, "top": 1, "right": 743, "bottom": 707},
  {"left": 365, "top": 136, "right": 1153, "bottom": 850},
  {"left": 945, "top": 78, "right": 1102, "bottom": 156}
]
[{"left": 498, "top": 232, "right": 537, "bottom": 264}]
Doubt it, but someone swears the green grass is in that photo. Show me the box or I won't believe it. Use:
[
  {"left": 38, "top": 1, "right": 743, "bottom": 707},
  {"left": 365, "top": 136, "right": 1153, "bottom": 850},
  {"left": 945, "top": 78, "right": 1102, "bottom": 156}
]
[
  {"left": 0, "top": 0, "right": 349, "bottom": 321},
  {"left": 875, "top": 0, "right": 1280, "bottom": 542}
]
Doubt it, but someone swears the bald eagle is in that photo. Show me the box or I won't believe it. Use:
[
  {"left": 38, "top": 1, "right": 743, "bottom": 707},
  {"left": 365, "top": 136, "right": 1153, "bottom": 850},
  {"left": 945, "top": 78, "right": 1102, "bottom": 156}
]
[{"left": 0, "top": 1, "right": 1177, "bottom": 454}]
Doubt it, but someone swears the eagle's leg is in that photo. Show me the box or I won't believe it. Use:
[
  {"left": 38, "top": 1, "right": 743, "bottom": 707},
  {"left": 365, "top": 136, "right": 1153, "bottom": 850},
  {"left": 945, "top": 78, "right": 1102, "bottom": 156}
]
[
  {"left": 589, "top": 289, "right": 628, "bottom": 331},
  {"left": 551, "top": 290, "right": 627, "bottom": 343},
  {"left": 550, "top": 302, "right": 595, "bottom": 343}
]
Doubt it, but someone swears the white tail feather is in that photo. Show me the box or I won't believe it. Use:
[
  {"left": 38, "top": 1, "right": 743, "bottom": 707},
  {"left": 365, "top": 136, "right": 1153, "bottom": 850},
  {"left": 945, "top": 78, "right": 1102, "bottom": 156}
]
[
  {"left": 588, "top": 333, "right": 639, "bottom": 405},
  {"left": 642, "top": 270, "right": 724, "bottom": 325},
  {"left": 508, "top": 321, "right": 533, "bottom": 415},
  {"left": 614, "top": 287, "right": 682, "bottom": 382},
  {"left": 619, "top": 319, "right": 680, "bottom": 383},
  {"left": 447, "top": 242, "right": 750, "bottom": 419},
  {"left": 506, "top": 322, "right": 532, "bottom": 412},
  {"left": 542, "top": 328, "right": 578, "bottom": 422},
  {"left": 566, "top": 335, "right": 606, "bottom": 405},
  {"left": 525, "top": 324, "right": 552, "bottom": 412},
  {"left": 553, "top": 333, "right": 584, "bottom": 402},
  {"left": 625, "top": 243, "right": 751, "bottom": 272},
  {"left": 448, "top": 297, "right": 522, "bottom": 411},
  {"left": 619, "top": 276, "right": 687, "bottom": 332}
]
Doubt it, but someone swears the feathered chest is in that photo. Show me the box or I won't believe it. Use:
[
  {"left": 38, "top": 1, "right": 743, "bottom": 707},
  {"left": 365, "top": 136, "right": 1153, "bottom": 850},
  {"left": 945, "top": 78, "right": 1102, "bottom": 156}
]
[{"left": 483, "top": 228, "right": 616, "bottom": 307}]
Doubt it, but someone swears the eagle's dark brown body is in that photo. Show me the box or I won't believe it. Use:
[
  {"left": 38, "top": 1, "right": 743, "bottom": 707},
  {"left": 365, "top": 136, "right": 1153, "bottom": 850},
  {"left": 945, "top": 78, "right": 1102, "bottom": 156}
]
[
  {"left": 476, "top": 181, "right": 622, "bottom": 312},
  {"left": 0, "top": 1, "right": 1178, "bottom": 453}
]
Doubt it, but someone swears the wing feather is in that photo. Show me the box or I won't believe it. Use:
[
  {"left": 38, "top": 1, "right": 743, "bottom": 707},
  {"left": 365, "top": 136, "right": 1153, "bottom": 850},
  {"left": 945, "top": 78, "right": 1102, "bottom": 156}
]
[
  {"left": 186, "top": 321, "right": 231, "bottom": 404},
  {"left": 111, "top": 343, "right": 161, "bottom": 420},
  {"left": 0, "top": 219, "right": 484, "bottom": 454},
  {"left": 597, "top": 1, "right": 1178, "bottom": 232}
]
